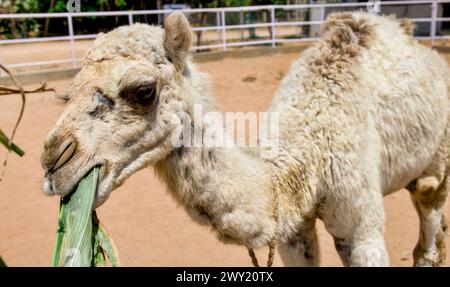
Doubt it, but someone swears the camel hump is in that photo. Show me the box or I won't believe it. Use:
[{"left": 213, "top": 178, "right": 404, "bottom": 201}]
[
  {"left": 321, "top": 12, "right": 375, "bottom": 49},
  {"left": 399, "top": 18, "right": 415, "bottom": 36}
]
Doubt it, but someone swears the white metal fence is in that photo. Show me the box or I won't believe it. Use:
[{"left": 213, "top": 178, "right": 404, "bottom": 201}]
[{"left": 0, "top": 0, "right": 449, "bottom": 72}]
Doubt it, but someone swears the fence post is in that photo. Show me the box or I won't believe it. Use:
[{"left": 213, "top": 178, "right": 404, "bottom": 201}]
[
  {"left": 67, "top": 14, "right": 77, "bottom": 68},
  {"left": 240, "top": 10, "right": 244, "bottom": 40},
  {"left": 128, "top": 13, "right": 133, "bottom": 25},
  {"left": 376, "top": 0, "right": 381, "bottom": 14},
  {"left": 216, "top": 11, "right": 221, "bottom": 44},
  {"left": 430, "top": 0, "right": 437, "bottom": 47},
  {"left": 320, "top": 6, "right": 325, "bottom": 22},
  {"left": 221, "top": 10, "right": 227, "bottom": 51},
  {"left": 270, "top": 6, "right": 276, "bottom": 48},
  {"left": 0, "top": 45, "right": 3, "bottom": 77}
]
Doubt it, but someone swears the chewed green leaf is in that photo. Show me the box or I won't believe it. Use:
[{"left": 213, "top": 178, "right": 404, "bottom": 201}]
[
  {"left": 92, "top": 228, "right": 106, "bottom": 267},
  {"left": 53, "top": 167, "right": 99, "bottom": 267},
  {"left": 95, "top": 223, "right": 120, "bottom": 267},
  {"left": 51, "top": 198, "right": 67, "bottom": 267},
  {"left": 52, "top": 167, "right": 119, "bottom": 267},
  {"left": 92, "top": 211, "right": 120, "bottom": 267}
]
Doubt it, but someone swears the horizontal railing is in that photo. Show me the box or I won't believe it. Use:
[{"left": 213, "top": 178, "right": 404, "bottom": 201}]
[{"left": 0, "top": 0, "right": 449, "bottom": 72}]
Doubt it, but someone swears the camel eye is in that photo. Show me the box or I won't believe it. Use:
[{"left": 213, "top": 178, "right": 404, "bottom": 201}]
[
  {"left": 96, "top": 91, "right": 114, "bottom": 108},
  {"left": 135, "top": 84, "right": 156, "bottom": 106},
  {"left": 95, "top": 91, "right": 114, "bottom": 110},
  {"left": 89, "top": 91, "right": 114, "bottom": 118}
]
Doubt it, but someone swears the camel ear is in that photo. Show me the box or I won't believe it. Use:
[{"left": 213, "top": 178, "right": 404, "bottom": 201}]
[{"left": 164, "top": 12, "right": 192, "bottom": 72}]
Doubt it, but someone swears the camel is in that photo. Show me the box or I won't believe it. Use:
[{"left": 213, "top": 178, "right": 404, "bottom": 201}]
[{"left": 40, "top": 11, "right": 449, "bottom": 266}]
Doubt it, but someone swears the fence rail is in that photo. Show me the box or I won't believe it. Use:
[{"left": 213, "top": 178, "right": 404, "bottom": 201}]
[{"left": 0, "top": 0, "right": 449, "bottom": 72}]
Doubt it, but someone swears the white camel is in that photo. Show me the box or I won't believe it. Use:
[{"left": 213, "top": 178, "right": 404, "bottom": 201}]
[{"left": 40, "top": 11, "right": 449, "bottom": 266}]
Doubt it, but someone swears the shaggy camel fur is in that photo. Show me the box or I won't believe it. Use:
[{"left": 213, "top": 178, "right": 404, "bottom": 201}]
[{"left": 41, "top": 12, "right": 449, "bottom": 266}]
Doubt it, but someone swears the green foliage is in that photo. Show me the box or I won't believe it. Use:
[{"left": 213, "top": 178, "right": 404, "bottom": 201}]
[
  {"left": 0, "top": 128, "right": 24, "bottom": 157},
  {"left": 223, "top": 0, "right": 287, "bottom": 6},
  {"left": 0, "top": 0, "right": 290, "bottom": 39},
  {"left": 13, "top": 0, "right": 40, "bottom": 12},
  {"left": 49, "top": 1, "right": 70, "bottom": 13},
  {"left": 186, "top": 0, "right": 223, "bottom": 8},
  {"left": 52, "top": 167, "right": 119, "bottom": 267},
  {"left": 0, "top": 256, "right": 6, "bottom": 267},
  {"left": 185, "top": 0, "right": 288, "bottom": 7}
]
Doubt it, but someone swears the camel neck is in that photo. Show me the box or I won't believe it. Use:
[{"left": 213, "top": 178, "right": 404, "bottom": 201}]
[
  {"left": 155, "top": 144, "right": 279, "bottom": 248},
  {"left": 154, "top": 65, "right": 279, "bottom": 247}
]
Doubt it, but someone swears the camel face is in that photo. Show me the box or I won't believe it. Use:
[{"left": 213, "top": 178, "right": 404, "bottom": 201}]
[{"left": 40, "top": 12, "right": 192, "bottom": 206}]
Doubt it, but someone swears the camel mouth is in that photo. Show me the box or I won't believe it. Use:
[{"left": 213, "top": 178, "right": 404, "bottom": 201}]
[
  {"left": 67, "top": 163, "right": 104, "bottom": 196},
  {"left": 43, "top": 160, "right": 107, "bottom": 201}
]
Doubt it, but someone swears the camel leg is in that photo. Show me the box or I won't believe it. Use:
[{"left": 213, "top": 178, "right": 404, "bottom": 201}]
[
  {"left": 407, "top": 175, "right": 448, "bottom": 267},
  {"left": 405, "top": 132, "right": 449, "bottom": 267},
  {"left": 277, "top": 219, "right": 319, "bottom": 266},
  {"left": 330, "top": 208, "right": 389, "bottom": 267},
  {"left": 332, "top": 235, "right": 389, "bottom": 267},
  {"left": 323, "top": 183, "right": 389, "bottom": 266}
]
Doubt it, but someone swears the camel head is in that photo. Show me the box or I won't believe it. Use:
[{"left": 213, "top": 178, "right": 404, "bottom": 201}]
[{"left": 40, "top": 12, "right": 192, "bottom": 206}]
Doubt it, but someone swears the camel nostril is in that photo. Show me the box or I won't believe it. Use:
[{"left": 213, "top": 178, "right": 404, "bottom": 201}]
[{"left": 52, "top": 136, "right": 77, "bottom": 172}]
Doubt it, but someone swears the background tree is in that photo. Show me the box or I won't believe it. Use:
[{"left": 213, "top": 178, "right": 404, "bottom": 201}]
[{"left": 0, "top": 0, "right": 296, "bottom": 41}]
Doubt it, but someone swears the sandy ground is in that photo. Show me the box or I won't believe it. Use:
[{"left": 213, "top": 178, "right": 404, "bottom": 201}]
[{"left": 0, "top": 50, "right": 449, "bottom": 267}]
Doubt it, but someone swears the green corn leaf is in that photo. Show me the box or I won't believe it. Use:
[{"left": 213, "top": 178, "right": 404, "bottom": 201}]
[
  {"left": 51, "top": 198, "right": 67, "bottom": 267},
  {"left": 92, "top": 226, "right": 106, "bottom": 267},
  {"left": 0, "top": 128, "right": 25, "bottom": 157},
  {"left": 93, "top": 218, "right": 120, "bottom": 267},
  {"left": 51, "top": 167, "right": 120, "bottom": 267},
  {"left": 53, "top": 168, "right": 97, "bottom": 267}
]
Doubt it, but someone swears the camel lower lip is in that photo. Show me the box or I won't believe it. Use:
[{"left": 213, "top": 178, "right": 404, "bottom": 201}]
[
  {"left": 43, "top": 177, "right": 54, "bottom": 195},
  {"left": 44, "top": 162, "right": 105, "bottom": 198}
]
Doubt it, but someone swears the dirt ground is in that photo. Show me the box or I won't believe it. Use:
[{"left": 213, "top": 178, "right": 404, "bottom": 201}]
[{"left": 0, "top": 50, "right": 449, "bottom": 267}]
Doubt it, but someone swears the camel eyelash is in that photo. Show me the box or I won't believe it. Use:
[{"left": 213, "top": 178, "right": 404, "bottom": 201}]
[
  {"left": 95, "top": 91, "right": 115, "bottom": 107},
  {"left": 55, "top": 93, "right": 70, "bottom": 105}
]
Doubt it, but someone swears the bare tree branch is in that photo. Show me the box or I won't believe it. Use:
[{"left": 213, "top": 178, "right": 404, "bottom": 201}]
[{"left": 0, "top": 65, "right": 54, "bottom": 180}]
